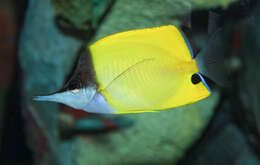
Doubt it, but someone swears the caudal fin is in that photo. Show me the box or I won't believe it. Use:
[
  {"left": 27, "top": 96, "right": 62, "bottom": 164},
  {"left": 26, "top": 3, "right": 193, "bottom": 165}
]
[{"left": 196, "top": 28, "right": 231, "bottom": 87}]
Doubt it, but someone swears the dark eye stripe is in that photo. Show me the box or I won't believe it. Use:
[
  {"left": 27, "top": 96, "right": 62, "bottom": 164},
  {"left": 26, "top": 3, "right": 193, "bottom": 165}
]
[
  {"left": 196, "top": 73, "right": 212, "bottom": 93},
  {"left": 180, "top": 31, "right": 195, "bottom": 59}
]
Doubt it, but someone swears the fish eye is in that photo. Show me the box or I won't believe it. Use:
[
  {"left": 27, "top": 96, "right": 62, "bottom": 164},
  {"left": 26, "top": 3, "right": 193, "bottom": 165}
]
[
  {"left": 71, "top": 89, "right": 80, "bottom": 94},
  {"left": 191, "top": 73, "right": 201, "bottom": 84}
]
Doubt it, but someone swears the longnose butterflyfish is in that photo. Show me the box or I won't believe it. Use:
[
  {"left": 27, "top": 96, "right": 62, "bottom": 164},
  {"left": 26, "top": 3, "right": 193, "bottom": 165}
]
[{"left": 34, "top": 25, "right": 212, "bottom": 114}]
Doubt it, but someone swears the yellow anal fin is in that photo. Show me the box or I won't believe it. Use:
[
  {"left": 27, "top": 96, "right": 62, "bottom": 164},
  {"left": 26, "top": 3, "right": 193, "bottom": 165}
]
[{"left": 115, "top": 109, "right": 157, "bottom": 114}]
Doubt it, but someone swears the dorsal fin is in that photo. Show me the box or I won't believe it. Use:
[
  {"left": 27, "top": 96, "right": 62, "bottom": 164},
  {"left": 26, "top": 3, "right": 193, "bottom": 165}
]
[
  {"left": 180, "top": 26, "right": 202, "bottom": 59},
  {"left": 180, "top": 30, "right": 195, "bottom": 59}
]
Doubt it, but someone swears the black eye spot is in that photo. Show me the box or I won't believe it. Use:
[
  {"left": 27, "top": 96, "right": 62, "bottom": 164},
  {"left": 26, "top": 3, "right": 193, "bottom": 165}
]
[{"left": 191, "top": 74, "right": 201, "bottom": 84}]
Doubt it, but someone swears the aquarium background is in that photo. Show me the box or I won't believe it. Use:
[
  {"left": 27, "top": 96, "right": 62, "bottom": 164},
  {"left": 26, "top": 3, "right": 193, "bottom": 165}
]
[{"left": 0, "top": 0, "right": 260, "bottom": 165}]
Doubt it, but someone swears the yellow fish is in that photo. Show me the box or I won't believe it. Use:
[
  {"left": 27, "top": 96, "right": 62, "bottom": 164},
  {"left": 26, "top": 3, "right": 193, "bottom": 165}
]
[{"left": 34, "top": 25, "right": 211, "bottom": 114}]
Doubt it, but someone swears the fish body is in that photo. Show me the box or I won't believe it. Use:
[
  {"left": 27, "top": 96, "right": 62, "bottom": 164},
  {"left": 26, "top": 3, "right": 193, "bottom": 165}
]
[{"left": 34, "top": 25, "right": 211, "bottom": 114}]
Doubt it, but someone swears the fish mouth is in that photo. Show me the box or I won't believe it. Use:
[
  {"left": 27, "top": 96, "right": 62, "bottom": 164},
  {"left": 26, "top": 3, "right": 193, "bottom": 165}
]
[{"left": 33, "top": 87, "right": 97, "bottom": 110}]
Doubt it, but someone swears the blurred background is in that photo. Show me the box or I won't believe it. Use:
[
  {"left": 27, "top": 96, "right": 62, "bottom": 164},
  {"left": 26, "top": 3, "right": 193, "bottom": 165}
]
[{"left": 0, "top": 0, "right": 260, "bottom": 164}]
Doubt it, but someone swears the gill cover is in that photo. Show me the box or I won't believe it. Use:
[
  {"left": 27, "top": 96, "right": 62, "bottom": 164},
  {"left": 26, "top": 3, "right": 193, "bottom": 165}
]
[{"left": 89, "top": 25, "right": 211, "bottom": 114}]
